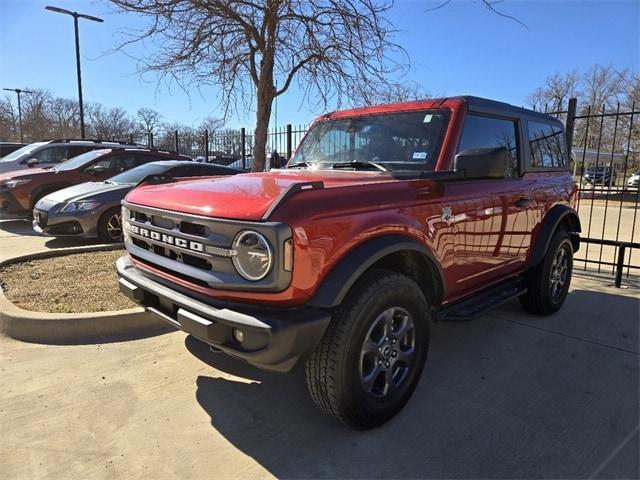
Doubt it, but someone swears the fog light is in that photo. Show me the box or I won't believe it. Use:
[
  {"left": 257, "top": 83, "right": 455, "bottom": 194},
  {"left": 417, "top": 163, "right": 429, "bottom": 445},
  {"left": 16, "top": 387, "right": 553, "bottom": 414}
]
[{"left": 232, "top": 328, "right": 244, "bottom": 344}]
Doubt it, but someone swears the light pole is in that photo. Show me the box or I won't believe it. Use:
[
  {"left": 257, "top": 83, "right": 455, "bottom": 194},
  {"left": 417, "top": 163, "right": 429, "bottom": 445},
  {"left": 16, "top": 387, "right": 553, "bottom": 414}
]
[
  {"left": 2, "top": 88, "right": 34, "bottom": 143},
  {"left": 45, "top": 5, "right": 103, "bottom": 139}
]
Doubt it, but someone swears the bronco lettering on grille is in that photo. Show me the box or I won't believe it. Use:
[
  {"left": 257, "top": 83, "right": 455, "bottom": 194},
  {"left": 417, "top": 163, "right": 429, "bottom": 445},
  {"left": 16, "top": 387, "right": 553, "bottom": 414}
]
[{"left": 129, "top": 224, "right": 204, "bottom": 252}]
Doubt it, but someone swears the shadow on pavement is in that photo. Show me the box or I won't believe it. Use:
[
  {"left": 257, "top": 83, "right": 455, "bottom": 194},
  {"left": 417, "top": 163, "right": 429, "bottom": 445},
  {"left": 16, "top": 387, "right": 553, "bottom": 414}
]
[
  {"left": 0, "top": 218, "right": 98, "bottom": 247},
  {"left": 0, "top": 218, "right": 38, "bottom": 236},
  {"left": 186, "top": 288, "right": 639, "bottom": 479},
  {"left": 43, "top": 237, "right": 100, "bottom": 249}
]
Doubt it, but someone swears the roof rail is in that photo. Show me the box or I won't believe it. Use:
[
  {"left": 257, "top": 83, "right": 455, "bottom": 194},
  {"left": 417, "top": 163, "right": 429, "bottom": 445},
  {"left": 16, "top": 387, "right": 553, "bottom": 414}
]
[{"left": 46, "top": 138, "right": 145, "bottom": 146}]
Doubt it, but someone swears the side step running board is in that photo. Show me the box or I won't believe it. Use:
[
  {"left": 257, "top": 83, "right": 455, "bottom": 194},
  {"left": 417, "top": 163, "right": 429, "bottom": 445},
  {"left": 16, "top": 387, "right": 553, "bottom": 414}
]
[{"left": 437, "top": 279, "right": 527, "bottom": 322}]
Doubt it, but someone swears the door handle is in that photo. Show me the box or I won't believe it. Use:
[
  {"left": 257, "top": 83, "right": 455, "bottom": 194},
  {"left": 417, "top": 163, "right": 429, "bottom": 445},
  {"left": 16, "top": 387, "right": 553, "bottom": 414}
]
[{"left": 515, "top": 197, "right": 533, "bottom": 208}]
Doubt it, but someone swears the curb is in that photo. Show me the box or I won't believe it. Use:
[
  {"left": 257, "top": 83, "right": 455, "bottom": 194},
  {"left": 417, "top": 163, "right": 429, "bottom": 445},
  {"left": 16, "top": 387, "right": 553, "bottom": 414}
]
[{"left": 0, "top": 244, "right": 174, "bottom": 344}]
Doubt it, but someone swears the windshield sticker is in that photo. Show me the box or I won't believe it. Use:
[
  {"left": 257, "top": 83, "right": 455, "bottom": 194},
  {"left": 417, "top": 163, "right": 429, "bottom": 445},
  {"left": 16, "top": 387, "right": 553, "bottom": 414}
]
[
  {"left": 413, "top": 152, "right": 428, "bottom": 160},
  {"left": 423, "top": 114, "right": 433, "bottom": 123}
]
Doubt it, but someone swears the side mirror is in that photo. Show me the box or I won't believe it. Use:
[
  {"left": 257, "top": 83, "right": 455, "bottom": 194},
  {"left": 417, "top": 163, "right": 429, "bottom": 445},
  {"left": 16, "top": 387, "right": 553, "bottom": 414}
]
[
  {"left": 454, "top": 147, "right": 507, "bottom": 180},
  {"left": 27, "top": 158, "right": 39, "bottom": 168},
  {"left": 87, "top": 164, "right": 107, "bottom": 175}
]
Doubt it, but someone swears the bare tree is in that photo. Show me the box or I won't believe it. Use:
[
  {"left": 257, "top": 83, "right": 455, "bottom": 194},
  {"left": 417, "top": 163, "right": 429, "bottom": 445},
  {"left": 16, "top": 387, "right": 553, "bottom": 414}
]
[
  {"left": 526, "top": 71, "right": 581, "bottom": 112},
  {"left": 198, "top": 116, "right": 225, "bottom": 135},
  {"left": 0, "top": 96, "right": 18, "bottom": 141},
  {"left": 109, "top": 0, "right": 405, "bottom": 171},
  {"left": 87, "top": 104, "right": 135, "bottom": 141},
  {"left": 21, "top": 89, "right": 53, "bottom": 142},
  {"left": 581, "top": 64, "right": 626, "bottom": 110},
  {"left": 137, "top": 107, "right": 164, "bottom": 144},
  {"left": 352, "top": 80, "right": 429, "bottom": 106},
  {"left": 49, "top": 97, "right": 81, "bottom": 139}
]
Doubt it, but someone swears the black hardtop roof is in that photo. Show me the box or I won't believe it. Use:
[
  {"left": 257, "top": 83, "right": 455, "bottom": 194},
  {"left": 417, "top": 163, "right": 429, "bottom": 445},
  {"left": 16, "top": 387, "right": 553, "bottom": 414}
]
[{"left": 455, "top": 95, "right": 564, "bottom": 124}]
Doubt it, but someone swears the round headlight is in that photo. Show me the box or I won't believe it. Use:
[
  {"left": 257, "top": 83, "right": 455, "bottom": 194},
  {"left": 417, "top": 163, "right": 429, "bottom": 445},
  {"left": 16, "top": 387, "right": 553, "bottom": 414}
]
[{"left": 232, "top": 231, "right": 273, "bottom": 281}]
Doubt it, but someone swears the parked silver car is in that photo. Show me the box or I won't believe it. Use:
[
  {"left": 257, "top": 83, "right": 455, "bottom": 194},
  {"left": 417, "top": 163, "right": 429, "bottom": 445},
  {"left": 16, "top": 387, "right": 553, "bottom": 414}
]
[{"left": 33, "top": 160, "right": 242, "bottom": 242}]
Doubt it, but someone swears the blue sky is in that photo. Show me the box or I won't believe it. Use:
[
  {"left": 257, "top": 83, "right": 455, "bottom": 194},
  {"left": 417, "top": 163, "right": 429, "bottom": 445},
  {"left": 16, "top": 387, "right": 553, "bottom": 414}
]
[{"left": 0, "top": 0, "right": 638, "bottom": 129}]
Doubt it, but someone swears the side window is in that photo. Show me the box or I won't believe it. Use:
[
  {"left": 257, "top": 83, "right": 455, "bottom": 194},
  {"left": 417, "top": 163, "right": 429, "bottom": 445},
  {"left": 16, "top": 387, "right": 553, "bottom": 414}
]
[
  {"left": 135, "top": 155, "right": 161, "bottom": 166},
  {"left": 457, "top": 114, "right": 520, "bottom": 177},
  {"left": 89, "top": 156, "right": 116, "bottom": 171},
  {"left": 115, "top": 154, "right": 138, "bottom": 172},
  {"left": 527, "top": 121, "right": 567, "bottom": 168},
  {"left": 32, "top": 146, "right": 69, "bottom": 164},
  {"left": 67, "top": 146, "right": 93, "bottom": 159}
]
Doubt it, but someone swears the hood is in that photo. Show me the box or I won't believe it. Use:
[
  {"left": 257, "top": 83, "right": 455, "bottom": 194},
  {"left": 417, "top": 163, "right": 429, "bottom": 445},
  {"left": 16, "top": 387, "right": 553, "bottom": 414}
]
[
  {"left": 125, "top": 170, "right": 394, "bottom": 220},
  {"left": 0, "top": 168, "right": 50, "bottom": 182},
  {"left": 43, "top": 181, "right": 132, "bottom": 205}
]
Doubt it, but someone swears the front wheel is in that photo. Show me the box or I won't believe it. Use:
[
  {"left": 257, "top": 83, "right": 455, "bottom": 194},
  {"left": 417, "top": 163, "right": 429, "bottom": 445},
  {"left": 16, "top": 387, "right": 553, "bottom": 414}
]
[
  {"left": 305, "top": 269, "right": 430, "bottom": 430},
  {"left": 520, "top": 230, "right": 574, "bottom": 315},
  {"left": 97, "top": 207, "right": 123, "bottom": 243}
]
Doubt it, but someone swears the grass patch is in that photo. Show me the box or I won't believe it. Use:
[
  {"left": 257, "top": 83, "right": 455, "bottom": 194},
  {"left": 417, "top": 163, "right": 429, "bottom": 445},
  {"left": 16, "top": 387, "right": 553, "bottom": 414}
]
[{"left": 0, "top": 250, "right": 137, "bottom": 313}]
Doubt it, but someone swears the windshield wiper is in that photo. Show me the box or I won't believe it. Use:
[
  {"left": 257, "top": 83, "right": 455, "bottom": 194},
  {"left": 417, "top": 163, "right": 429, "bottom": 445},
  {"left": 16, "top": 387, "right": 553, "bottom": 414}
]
[
  {"left": 287, "top": 161, "right": 311, "bottom": 168},
  {"left": 332, "top": 161, "right": 388, "bottom": 172}
]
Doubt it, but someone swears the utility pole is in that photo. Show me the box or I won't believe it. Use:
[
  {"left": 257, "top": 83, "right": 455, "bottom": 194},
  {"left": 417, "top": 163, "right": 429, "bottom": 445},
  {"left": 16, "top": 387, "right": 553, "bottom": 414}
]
[
  {"left": 45, "top": 5, "right": 104, "bottom": 139},
  {"left": 2, "top": 88, "right": 34, "bottom": 143}
]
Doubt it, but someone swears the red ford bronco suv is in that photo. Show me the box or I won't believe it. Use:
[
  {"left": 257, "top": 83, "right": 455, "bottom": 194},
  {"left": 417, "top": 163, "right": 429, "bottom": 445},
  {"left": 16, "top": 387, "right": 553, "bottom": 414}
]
[{"left": 117, "top": 96, "right": 581, "bottom": 429}]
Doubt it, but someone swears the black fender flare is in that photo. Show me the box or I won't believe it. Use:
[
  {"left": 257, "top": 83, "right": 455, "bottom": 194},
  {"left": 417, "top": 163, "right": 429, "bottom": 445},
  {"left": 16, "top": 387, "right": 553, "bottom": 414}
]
[
  {"left": 308, "top": 234, "right": 445, "bottom": 309},
  {"left": 528, "top": 204, "right": 581, "bottom": 267}
]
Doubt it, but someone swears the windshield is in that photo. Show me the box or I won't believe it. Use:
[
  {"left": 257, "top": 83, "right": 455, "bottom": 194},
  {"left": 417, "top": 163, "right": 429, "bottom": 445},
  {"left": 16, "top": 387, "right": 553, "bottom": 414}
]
[
  {"left": 55, "top": 149, "right": 110, "bottom": 171},
  {"left": 290, "top": 109, "right": 450, "bottom": 172},
  {"left": 108, "top": 162, "right": 177, "bottom": 184},
  {"left": 0, "top": 142, "right": 46, "bottom": 162}
]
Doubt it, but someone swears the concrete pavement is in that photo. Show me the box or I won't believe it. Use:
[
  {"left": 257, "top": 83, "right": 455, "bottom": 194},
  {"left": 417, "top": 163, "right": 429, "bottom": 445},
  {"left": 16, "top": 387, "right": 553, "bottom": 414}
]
[{"left": 1, "top": 216, "right": 639, "bottom": 479}]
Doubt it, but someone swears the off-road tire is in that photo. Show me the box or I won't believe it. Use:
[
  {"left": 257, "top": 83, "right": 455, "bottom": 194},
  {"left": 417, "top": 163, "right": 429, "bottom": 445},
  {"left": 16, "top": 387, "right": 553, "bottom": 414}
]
[
  {"left": 520, "top": 230, "right": 573, "bottom": 315},
  {"left": 305, "top": 269, "right": 430, "bottom": 430},
  {"left": 97, "top": 207, "right": 123, "bottom": 243}
]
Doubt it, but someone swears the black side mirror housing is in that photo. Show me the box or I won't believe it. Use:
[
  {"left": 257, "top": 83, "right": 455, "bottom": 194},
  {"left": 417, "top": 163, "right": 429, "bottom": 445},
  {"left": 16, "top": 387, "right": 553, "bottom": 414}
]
[
  {"left": 454, "top": 147, "right": 508, "bottom": 180},
  {"left": 26, "top": 158, "right": 39, "bottom": 168}
]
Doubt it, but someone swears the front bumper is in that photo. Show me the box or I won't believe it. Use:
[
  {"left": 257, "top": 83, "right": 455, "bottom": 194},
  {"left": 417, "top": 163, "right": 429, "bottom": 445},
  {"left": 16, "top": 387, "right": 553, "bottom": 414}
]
[
  {"left": 32, "top": 206, "right": 99, "bottom": 238},
  {"left": 0, "top": 191, "right": 26, "bottom": 214},
  {"left": 116, "top": 255, "right": 331, "bottom": 372}
]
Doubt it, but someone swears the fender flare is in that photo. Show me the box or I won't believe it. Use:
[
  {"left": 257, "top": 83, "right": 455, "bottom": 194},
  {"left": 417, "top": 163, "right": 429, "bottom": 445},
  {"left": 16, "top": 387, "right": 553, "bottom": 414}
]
[
  {"left": 308, "top": 234, "right": 445, "bottom": 309},
  {"left": 528, "top": 204, "right": 581, "bottom": 267}
]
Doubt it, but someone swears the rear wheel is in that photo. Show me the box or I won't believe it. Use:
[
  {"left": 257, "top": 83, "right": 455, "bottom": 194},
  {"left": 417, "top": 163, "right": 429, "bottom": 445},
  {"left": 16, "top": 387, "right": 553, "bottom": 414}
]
[
  {"left": 520, "top": 230, "right": 573, "bottom": 315},
  {"left": 305, "top": 269, "right": 430, "bottom": 430},
  {"left": 97, "top": 207, "right": 123, "bottom": 243}
]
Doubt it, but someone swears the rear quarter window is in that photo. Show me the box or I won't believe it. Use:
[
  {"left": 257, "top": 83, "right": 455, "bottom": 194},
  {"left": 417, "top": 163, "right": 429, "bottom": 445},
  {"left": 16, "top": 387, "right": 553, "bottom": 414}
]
[{"left": 527, "top": 121, "right": 567, "bottom": 169}]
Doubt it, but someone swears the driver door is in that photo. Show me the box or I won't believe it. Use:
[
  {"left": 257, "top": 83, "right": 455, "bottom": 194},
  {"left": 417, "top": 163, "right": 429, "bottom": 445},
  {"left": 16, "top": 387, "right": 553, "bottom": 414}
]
[{"left": 446, "top": 114, "right": 535, "bottom": 297}]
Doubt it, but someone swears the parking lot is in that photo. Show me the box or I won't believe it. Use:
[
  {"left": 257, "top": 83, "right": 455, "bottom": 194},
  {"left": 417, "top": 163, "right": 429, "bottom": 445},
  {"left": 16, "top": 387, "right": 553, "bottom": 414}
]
[{"left": 1, "top": 217, "right": 638, "bottom": 479}]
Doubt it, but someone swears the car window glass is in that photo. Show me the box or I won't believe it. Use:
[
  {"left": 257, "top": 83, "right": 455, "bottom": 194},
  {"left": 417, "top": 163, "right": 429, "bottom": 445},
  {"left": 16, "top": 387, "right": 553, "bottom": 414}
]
[
  {"left": 291, "top": 110, "right": 450, "bottom": 172},
  {"left": 113, "top": 154, "right": 139, "bottom": 172},
  {"left": 133, "top": 154, "right": 160, "bottom": 166},
  {"left": 528, "top": 121, "right": 566, "bottom": 168},
  {"left": 31, "top": 146, "right": 69, "bottom": 165},
  {"left": 86, "top": 156, "right": 117, "bottom": 172},
  {"left": 67, "top": 146, "right": 93, "bottom": 159},
  {"left": 457, "top": 114, "right": 519, "bottom": 177},
  {"left": 171, "top": 164, "right": 213, "bottom": 177}
]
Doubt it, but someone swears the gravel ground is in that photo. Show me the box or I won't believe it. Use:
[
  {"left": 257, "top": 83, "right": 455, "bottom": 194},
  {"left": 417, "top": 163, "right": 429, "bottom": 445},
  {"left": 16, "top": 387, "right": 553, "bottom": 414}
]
[{"left": 0, "top": 250, "right": 136, "bottom": 313}]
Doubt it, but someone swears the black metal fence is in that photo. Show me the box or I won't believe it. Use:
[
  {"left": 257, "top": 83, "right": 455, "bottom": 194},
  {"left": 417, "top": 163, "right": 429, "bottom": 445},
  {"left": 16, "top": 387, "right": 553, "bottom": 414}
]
[
  {"left": 545, "top": 98, "right": 639, "bottom": 284},
  {"left": 129, "top": 123, "right": 309, "bottom": 169}
]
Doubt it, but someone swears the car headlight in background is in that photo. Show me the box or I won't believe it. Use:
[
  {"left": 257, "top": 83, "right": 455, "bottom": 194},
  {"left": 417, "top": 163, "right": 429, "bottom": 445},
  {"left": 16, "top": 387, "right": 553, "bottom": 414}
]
[
  {"left": 0, "top": 179, "right": 31, "bottom": 190},
  {"left": 60, "top": 201, "right": 100, "bottom": 213},
  {"left": 232, "top": 230, "right": 273, "bottom": 281}
]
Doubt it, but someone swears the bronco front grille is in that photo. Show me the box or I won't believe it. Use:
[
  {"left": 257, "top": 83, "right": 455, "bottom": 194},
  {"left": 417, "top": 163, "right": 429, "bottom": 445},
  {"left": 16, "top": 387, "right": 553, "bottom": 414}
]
[{"left": 121, "top": 201, "right": 292, "bottom": 292}]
